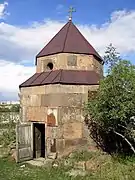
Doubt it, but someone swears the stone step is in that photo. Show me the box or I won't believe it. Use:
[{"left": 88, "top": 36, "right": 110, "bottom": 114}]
[{"left": 47, "top": 152, "right": 57, "bottom": 159}]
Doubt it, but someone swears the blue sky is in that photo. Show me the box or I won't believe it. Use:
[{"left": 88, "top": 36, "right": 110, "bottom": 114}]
[
  {"left": 0, "top": 0, "right": 135, "bottom": 101},
  {"left": 5, "top": 0, "right": 135, "bottom": 25}
]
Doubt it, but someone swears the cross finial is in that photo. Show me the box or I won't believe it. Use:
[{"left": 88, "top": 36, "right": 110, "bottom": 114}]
[{"left": 68, "top": 6, "right": 76, "bottom": 21}]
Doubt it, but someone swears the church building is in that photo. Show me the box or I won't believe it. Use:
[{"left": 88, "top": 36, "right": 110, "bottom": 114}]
[{"left": 17, "top": 11, "right": 103, "bottom": 162}]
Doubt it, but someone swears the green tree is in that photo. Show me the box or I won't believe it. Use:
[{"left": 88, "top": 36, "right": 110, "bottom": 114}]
[
  {"left": 10, "top": 104, "right": 20, "bottom": 112},
  {"left": 85, "top": 60, "right": 135, "bottom": 154},
  {"left": 103, "top": 43, "right": 121, "bottom": 73}
]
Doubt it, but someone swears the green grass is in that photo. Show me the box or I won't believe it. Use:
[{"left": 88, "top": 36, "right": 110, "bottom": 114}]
[
  {"left": 0, "top": 158, "right": 72, "bottom": 180},
  {"left": 1, "top": 152, "right": 135, "bottom": 180}
]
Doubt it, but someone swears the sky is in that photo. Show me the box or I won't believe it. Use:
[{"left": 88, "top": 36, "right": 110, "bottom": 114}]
[{"left": 0, "top": 0, "right": 135, "bottom": 101}]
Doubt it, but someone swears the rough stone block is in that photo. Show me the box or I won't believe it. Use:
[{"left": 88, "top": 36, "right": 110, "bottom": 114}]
[
  {"left": 59, "top": 107, "right": 83, "bottom": 124},
  {"left": 27, "top": 107, "right": 47, "bottom": 122},
  {"left": 46, "top": 126, "right": 63, "bottom": 139},
  {"left": 65, "top": 138, "right": 87, "bottom": 147},
  {"left": 41, "top": 93, "right": 84, "bottom": 107},
  {"left": 56, "top": 139, "right": 65, "bottom": 152},
  {"left": 63, "top": 122, "right": 82, "bottom": 139},
  {"left": 67, "top": 55, "right": 77, "bottom": 66}
]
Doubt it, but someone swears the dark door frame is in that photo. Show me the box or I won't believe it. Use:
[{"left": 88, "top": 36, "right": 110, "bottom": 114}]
[{"left": 33, "top": 122, "right": 45, "bottom": 158}]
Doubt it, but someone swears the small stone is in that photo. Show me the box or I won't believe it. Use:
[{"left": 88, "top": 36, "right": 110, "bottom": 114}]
[
  {"left": 85, "top": 160, "right": 98, "bottom": 171},
  {"left": 66, "top": 169, "right": 86, "bottom": 177},
  {"left": 20, "top": 164, "right": 25, "bottom": 168},
  {"left": 52, "top": 163, "right": 58, "bottom": 167},
  {"left": 68, "top": 152, "right": 74, "bottom": 158},
  {"left": 48, "top": 152, "right": 57, "bottom": 159}
]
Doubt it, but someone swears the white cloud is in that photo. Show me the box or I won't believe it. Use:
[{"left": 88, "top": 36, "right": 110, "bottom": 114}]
[
  {"left": 1, "top": 9, "right": 135, "bottom": 100},
  {"left": 0, "top": 1, "right": 9, "bottom": 19},
  {"left": 79, "top": 10, "right": 135, "bottom": 55},
  {"left": 0, "top": 60, "right": 35, "bottom": 100},
  {"left": 0, "top": 20, "right": 64, "bottom": 62}
]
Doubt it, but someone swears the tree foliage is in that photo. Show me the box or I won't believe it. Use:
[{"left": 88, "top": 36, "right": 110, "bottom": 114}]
[
  {"left": 0, "top": 104, "right": 20, "bottom": 112},
  {"left": 85, "top": 45, "right": 135, "bottom": 154},
  {"left": 103, "top": 43, "right": 121, "bottom": 73}
]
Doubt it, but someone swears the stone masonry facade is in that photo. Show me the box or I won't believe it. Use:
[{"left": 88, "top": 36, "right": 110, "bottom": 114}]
[
  {"left": 20, "top": 75, "right": 100, "bottom": 156},
  {"left": 36, "top": 53, "right": 103, "bottom": 76}
]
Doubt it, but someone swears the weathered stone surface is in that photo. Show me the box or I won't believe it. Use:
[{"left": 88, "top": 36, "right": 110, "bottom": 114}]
[
  {"left": 20, "top": 84, "right": 99, "bottom": 95},
  {"left": 21, "top": 86, "right": 45, "bottom": 95},
  {"left": 46, "top": 126, "right": 63, "bottom": 139},
  {"left": 59, "top": 107, "right": 83, "bottom": 124},
  {"left": 47, "top": 152, "right": 57, "bottom": 159},
  {"left": 63, "top": 122, "right": 82, "bottom": 139},
  {"left": 65, "top": 139, "right": 87, "bottom": 147},
  {"left": 41, "top": 93, "right": 85, "bottom": 107},
  {"left": 21, "top": 94, "right": 41, "bottom": 107},
  {"left": 67, "top": 55, "right": 77, "bottom": 66},
  {"left": 56, "top": 139, "right": 65, "bottom": 152},
  {"left": 26, "top": 107, "right": 47, "bottom": 122},
  {"left": 36, "top": 53, "right": 103, "bottom": 75},
  {"left": 19, "top": 52, "right": 102, "bottom": 157}
]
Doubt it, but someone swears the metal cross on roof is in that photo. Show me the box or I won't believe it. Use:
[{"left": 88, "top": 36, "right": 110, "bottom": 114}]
[{"left": 68, "top": 6, "right": 76, "bottom": 21}]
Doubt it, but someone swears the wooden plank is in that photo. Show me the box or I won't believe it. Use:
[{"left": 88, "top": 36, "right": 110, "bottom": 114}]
[{"left": 16, "top": 123, "right": 33, "bottom": 163}]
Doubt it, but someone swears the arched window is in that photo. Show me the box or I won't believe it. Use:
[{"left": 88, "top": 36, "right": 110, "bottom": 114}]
[{"left": 47, "top": 62, "right": 53, "bottom": 70}]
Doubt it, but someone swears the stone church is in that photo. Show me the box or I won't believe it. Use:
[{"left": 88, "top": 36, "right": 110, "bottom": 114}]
[{"left": 17, "top": 17, "right": 103, "bottom": 162}]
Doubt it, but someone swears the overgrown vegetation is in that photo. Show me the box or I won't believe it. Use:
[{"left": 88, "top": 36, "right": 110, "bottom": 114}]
[
  {"left": 0, "top": 104, "right": 20, "bottom": 112},
  {"left": 85, "top": 44, "right": 135, "bottom": 154},
  {"left": 1, "top": 151, "right": 135, "bottom": 180},
  {"left": 0, "top": 119, "right": 16, "bottom": 146},
  {"left": 0, "top": 104, "right": 19, "bottom": 147}
]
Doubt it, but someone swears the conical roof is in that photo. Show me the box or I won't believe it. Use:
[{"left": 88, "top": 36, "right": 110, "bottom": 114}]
[{"left": 36, "top": 20, "right": 102, "bottom": 63}]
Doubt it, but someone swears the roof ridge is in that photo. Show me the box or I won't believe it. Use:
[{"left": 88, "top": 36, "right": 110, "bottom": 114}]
[
  {"left": 51, "top": 69, "right": 62, "bottom": 83},
  {"left": 62, "top": 21, "right": 71, "bottom": 52},
  {"left": 40, "top": 70, "right": 52, "bottom": 84}
]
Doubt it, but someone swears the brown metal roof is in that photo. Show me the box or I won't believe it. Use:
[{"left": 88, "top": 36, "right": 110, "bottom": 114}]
[
  {"left": 19, "top": 69, "right": 100, "bottom": 88},
  {"left": 36, "top": 20, "right": 102, "bottom": 63}
]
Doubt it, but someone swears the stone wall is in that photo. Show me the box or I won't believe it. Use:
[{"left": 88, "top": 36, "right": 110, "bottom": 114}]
[
  {"left": 36, "top": 53, "right": 103, "bottom": 76},
  {"left": 20, "top": 84, "right": 98, "bottom": 122},
  {"left": 20, "top": 84, "right": 99, "bottom": 156}
]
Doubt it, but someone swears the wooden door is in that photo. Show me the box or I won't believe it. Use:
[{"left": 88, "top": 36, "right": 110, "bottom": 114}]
[{"left": 16, "top": 123, "right": 33, "bottom": 163}]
